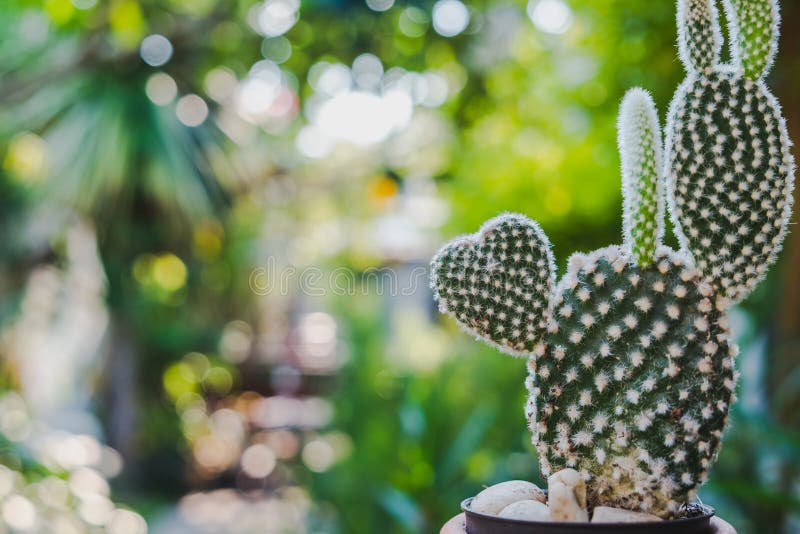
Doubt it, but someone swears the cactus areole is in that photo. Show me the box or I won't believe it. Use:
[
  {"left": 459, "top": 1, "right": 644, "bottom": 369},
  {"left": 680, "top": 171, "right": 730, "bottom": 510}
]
[{"left": 430, "top": 0, "right": 794, "bottom": 519}]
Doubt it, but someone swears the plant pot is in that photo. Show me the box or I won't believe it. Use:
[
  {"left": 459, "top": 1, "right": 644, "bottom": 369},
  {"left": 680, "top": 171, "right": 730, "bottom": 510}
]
[{"left": 461, "top": 498, "right": 716, "bottom": 534}]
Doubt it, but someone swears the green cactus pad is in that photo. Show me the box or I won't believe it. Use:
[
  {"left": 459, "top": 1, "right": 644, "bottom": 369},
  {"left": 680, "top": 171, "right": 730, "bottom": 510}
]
[
  {"left": 723, "top": 0, "right": 779, "bottom": 80},
  {"left": 527, "top": 246, "right": 737, "bottom": 516},
  {"left": 667, "top": 0, "right": 794, "bottom": 303},
  {"left": 677, "top": 0, "right": 722, "bottom": 73},
  {"left": 430, "top": 214, "right": 555, "bottom": 356},
  {"left": 666, "top": 71, "right": 794, "bottom": 303}
]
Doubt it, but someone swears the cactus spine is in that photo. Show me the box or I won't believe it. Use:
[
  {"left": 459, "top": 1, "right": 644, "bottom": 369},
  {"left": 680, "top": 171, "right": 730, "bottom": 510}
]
[{"left": 430, "top": 0, "right": 792, "bottom": 519}]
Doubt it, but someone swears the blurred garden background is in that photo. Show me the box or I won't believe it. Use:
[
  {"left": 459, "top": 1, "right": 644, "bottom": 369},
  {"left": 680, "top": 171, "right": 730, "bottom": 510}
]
[{"left": 1, "top": 0, "right": 799, "bottom": 532}]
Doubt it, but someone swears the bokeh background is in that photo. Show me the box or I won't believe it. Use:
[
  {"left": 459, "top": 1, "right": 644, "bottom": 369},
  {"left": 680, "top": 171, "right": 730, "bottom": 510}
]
[{"left": 1, "top": 0, "right": 799, "bottom": 532}]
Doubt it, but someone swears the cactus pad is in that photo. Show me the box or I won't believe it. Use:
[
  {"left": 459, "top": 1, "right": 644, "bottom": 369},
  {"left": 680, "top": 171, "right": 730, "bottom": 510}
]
[
  {"left": 430, "top": 214, "right": 555, "bottom": 356},
  {"left": 677, "top": 0, "right": 722, "bottom": 73},
  {"left": 667, "top": 0, "right": 794, "bottom": 303},
  {"left": 723, "top": 0, "right": 780, "bottom": 80},
  {"left": 527, "top": 246, "right": 737, "bottom": 515},
  {"left": 666, "top": 72, "right": 793, "bottom": 302}
]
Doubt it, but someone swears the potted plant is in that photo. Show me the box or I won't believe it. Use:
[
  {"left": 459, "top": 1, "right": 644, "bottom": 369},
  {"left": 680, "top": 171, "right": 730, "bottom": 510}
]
[{"left": 430, "top": 0, "right": 794, "bottom": 531}]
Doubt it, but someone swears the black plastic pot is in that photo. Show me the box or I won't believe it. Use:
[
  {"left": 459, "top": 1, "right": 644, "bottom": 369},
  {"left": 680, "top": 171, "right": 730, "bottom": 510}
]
[{"left": 461, "top": 498, "right": 716, "bottom": 534}]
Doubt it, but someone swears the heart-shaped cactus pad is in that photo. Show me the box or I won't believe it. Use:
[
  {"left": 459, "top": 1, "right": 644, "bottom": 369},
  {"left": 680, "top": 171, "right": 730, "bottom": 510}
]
[
  {"left": 430, "top": 214, "right": 555, "bottom": 356},
  {"left": 527, "top": 245, "right": 737, "bottom": 515}
]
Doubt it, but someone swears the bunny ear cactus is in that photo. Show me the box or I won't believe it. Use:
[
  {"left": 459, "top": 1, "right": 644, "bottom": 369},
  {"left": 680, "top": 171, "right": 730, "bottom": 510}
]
[
  {"left": 431, "top": 0, "right": 796, "bottom": 517},
  {"left": 667, "top": 0, "right": 794, "bottom": 303},
  {"left": 431, "top": 87, "right": 738, "bottom": 516}
]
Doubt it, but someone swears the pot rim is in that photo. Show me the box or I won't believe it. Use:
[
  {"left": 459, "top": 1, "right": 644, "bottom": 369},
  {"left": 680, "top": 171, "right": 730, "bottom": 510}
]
[{"left": 461, "top": 497, "right": 715, "bottom": 528}]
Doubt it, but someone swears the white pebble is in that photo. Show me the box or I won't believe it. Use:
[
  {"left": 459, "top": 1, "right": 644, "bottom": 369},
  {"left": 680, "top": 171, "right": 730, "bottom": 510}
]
[
  {"left": 470, "top": 481, "right": 546, "bottom": 515},
  {"left": 547, "top": 469, "right": 589, "bottom": 522},
  {"left": 591, "top": 506, "right": 663, "bottom": 523},
  {"left": 498, "top": 500, "right": 551, "bottom": 521}
]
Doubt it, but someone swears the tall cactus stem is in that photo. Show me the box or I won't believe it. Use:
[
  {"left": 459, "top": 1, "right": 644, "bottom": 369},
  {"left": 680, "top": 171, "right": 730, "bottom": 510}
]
[{"left": 618, "top": 88, "right": 664, "bottom": 267}]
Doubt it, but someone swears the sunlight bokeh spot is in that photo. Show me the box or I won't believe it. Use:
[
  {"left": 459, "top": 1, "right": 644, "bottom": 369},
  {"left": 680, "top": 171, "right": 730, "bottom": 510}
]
[
  {"left": 2, "top": 495, "right": 36, "bottom": 531},
  {"left": 139, "top": 34, "right": 173, "bottom": 67},
  {"left": 69, "top": 468, "right": 110, "bottom": 499},
  {"left": 203, "top": 367, "right": 234, "bottom": 395},
  {"left": 204, "top": 67, "right": 238, "bottom": 102},
  {"left": 109, "top": 0, "right": 144, "bottom": 48},
  {"left": 261, "top": 36, "right": 292, "bottom": 63},
  {"left": 164, "top": 363, "right": 197, "bottom": 400},
  {"left": 45, "top": 0, "right": 75, "bottom": 25},
  {"left": 107, "top": 509, "right": 147, "bottom": 534},
  {"left": 37, "top": 477, "right": 70, "bottom": 508},
  {"left": 194, "top": 434, "right": 240, "bottom": 473},
  {"left": 252, "top": 0, "right": 299, "bottom": 37},
  {"left": 3, "top": 132, "right": 47, "bottom": 183},
  {"left": 315, "top": 90, "right": 412, "bottom": 146},
  {"left": 527, "top": 0, "right": 572, "bottom": 34},
  {"left": 240, "top": 443, "right": 277, "bottom": 478},
  {"left": 78, "top": 494, "right": 114, "bottom": 526},
  {"left": 398, "top": 7, "right": 429, "bottom": 38},
  {"left": 220, "top": 320, "right": 253, "bottom": 363},
  {"left": 265, "top": 430, "right": 301, "bottom": 460},
  {"left": 18, "top": 12, "right": 50, "bottom": 45},
  {"left": 366, "top": 0, "right": 394, "bottom": 12},
  {"left": 237, "top": 77, "right": 280, "bottom": 116},
  {"left": 176, "top": 94, "right": 209, "bottom": 127},
  {"left": 145, "top": 72, "right": 177, "bottom": 105},
  {"left": 0, "top": 403, "right": 30, "bottom": 441},
  {"left": 352, "top": 53, "right": 384, "bottom": 90},
  {"left": 301, "top": 439, "right": 335, "bottom": 473},
  {"left": 311, "top": 62, "right": 352, "bottom": 96},
  {"left": 295, "top": 126, "right": 333, "bottom": 158},
  {"left": 151, "top": 253, "right": 188, "bottom": 292},
  {"left": 432, "top": 0, "right": 470, "bottom": 37}
]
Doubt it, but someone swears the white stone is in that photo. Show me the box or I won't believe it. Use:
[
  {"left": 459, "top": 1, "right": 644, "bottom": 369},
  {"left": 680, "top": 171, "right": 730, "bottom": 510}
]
[
  {"left": 591, "top": 506, "right": 662, "bottom": 523},
  {"left": 547, "top": 468, "right": 589, "bottom": 522},
  {"left": 470, "top": 481, "right": 546, "bottom": 515},
  {"left": 498, "top": 500, "right": 550, "bottom": 521}
]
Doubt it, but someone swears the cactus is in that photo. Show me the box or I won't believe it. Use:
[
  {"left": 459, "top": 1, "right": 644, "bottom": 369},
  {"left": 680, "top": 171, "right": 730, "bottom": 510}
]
[
  {"left": 430, "top": 0, "right": 792, "bottom": 518},
  {"left": 666, "top": 0, "right": 794, "bottom": 303},
  {"left": 431, "top": 92, "right": 738, "bottom": 516}
]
